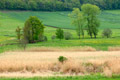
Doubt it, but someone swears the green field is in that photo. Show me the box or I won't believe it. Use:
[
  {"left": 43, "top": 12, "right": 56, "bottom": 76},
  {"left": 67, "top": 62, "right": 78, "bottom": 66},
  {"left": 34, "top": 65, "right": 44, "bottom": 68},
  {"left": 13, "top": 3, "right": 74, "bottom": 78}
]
[
  {"left": 0, "top": 75, "right": 120, "bottom": 80},
  {"left": 0, "top": 10, "right": 120, "bottom": 52}
]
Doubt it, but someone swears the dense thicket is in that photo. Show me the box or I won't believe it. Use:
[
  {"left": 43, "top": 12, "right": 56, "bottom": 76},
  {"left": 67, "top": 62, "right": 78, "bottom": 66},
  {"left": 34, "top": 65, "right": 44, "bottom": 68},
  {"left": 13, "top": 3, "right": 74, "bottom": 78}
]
[{"left": 0, "top": 0, "right": 120, "bottom": 11}]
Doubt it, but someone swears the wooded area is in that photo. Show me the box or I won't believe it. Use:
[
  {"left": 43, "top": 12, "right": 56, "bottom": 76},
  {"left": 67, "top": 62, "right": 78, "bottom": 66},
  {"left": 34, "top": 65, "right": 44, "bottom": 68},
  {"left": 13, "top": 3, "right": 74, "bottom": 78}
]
[{"left": 0, "top": 0, "right": 120, "bottom": 11}]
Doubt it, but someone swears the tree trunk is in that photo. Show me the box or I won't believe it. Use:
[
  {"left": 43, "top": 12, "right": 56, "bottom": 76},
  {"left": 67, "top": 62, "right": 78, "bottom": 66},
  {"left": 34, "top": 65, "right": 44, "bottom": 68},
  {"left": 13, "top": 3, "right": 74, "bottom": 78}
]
[
  {"left": 91, "top": 34, "right": 93, "bottom": 38},
  {"left": 95, "top": 35, "right": 96, "bottom": 39}
]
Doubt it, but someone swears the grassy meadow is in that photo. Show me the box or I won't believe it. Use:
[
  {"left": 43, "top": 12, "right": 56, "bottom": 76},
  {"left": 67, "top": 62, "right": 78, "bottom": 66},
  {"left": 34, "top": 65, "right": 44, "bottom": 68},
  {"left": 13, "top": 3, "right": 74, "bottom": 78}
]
[{"left": 0, "top": 10, "right": 120, "bottom": 52}]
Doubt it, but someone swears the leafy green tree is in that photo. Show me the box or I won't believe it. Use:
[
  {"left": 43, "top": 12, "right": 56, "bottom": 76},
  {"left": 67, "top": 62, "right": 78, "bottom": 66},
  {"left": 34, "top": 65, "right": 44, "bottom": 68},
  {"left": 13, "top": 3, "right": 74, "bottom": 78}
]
[
  {"left": 102, "top": 28, "right": 112, "bottom": 38},
  {"left": 56, "top": 28, "right": 64, "bottom": 40},
  {"left": 16, "top": 26, "right": 22, "bottom": 41},
  {"left": 81, "top": 4, "right": 100, "bottom": 38},
  {"left": 23, "top": 16, "right": 44, "bottom": 43},
  {"left": 69, "top": 8, "right": 85, "bottom": 39}
]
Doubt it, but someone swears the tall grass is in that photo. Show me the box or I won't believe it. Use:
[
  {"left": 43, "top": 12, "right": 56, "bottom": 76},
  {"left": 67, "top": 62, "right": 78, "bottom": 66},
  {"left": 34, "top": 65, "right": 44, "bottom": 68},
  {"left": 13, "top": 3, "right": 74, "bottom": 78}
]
[{"left": 0, "top": 58, "right": 120, "bottom": 76}]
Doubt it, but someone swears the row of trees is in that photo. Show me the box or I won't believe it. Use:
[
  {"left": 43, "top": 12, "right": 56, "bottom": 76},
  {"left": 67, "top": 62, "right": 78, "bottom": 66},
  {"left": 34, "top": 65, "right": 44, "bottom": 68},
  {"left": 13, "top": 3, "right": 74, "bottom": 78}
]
[{"left": 0, "top": 0, "right": 120, "bottom": 11}]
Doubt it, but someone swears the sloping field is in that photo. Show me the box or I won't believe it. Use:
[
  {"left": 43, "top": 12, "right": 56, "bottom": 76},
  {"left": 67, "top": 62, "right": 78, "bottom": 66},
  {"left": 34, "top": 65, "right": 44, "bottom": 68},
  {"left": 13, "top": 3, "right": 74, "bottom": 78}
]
[{"left": 0, "top": 10, "right": 120, "bottom": 31}]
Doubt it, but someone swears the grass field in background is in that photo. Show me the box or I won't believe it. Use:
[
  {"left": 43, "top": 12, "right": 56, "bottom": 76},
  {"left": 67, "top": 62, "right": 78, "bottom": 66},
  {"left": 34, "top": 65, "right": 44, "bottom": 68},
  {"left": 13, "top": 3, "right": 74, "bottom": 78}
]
[{"left": 0, "top": 10, "right": 120, "bottom": 52}]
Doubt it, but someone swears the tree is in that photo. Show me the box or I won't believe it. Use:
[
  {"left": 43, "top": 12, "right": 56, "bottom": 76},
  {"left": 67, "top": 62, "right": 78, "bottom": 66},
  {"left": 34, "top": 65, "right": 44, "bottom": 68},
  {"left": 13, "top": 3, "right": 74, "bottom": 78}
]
[
  {"left": 69, "top": 8, "right": 85, "bottom": 39},
  {"left": 23, "top": 16, "right": 44, "bottom": 43},
  {"left": 16, "top": 26, "right": 22, "bottom": 41},
  {"left": 81, "top": 4, "right": 100, "bottom": 38},
  {"left": 102, "top": 28, "right": 112, "bottom": 38},
  {"left": 56, "top": 28, "right": 64, "bottom": 40}
]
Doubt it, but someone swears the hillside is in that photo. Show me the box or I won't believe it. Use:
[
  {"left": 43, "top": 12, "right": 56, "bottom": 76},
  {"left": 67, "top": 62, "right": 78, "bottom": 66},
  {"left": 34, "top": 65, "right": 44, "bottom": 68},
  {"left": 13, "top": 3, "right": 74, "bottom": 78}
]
[
  {"left": 0, "top": 10, "right": 120, "bottom": 52},
  {"left": 0, "top": 0, "right": 120, "bottom": 11},
  {"left": 0, "top": 10, "right": 120, "bottom": 30}
]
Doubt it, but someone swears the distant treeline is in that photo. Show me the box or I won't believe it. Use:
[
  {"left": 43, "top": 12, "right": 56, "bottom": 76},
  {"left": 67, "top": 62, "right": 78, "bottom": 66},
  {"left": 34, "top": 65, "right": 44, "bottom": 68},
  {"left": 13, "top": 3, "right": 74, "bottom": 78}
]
[{"left": 0, "top": 0, "right": 120, "bottom": 11}]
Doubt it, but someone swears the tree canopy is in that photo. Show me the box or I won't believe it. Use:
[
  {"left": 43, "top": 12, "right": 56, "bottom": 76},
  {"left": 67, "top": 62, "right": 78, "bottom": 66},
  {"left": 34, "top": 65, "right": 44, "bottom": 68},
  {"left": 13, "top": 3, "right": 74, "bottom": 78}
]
[
  {"left": 81, "top": 4, "right": 100, "bottom": 38},
  {"left": 69, "top": 8, "right": 85, "bottom": 39},
  {"left": 23, "top": 16, "right": 44, "bottom": 43},
  {"left": 0, "top": 0, "right": 120, "bottom": 11}
]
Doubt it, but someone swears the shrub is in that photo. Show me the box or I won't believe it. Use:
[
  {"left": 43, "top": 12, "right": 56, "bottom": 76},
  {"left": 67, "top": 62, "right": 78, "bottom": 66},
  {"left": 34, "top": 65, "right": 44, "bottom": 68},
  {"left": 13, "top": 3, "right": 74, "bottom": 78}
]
[
  {"left": 19, "top": 38, "right": 28, "bottom": 50},
  {"left": 56, "top": 28, "right": 64, "bottom": 40},
  {"left": 102, "top": 28, "right": 112, "bottom": 38},
  {"left": 39, "top": 36, "right": 48, "bottom": 42},
  {"left": 58, "top": 56, "right": 67, "bottom": 63},
  {"left": 51, "top": 35, "right": 56, "bottom": 41},
  {"left": 43, "top": 36, "right": 48, "bottom": 41},
  {"left": 64, "top": 32, "right": 72, "bottom": 40}
]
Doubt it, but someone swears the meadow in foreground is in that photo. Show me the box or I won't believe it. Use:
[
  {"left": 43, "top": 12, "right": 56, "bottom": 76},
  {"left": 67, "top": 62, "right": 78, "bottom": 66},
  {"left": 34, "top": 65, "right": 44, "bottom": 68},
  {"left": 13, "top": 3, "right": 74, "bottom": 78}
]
[{"left": 0, "top": 75, "right": 120, "bottom": 80}]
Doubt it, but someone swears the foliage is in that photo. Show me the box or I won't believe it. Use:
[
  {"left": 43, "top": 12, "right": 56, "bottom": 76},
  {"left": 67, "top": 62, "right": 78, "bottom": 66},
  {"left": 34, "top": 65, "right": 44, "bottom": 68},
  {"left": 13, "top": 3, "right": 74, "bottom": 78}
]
[
  {"left": 0, "top": 0, "right": 120, "bottom": 11},
  {"left": 81, "top": 4, "right": 100, "bottom": 38},
  {"left": 56, "top": 28, "right": 64, "bottom": 40},
  {"left": 43, "top": 36, "right": 48, "bottom": 42},
  {"left": 64, "top": 32, "right": 72, "bottom": 40},
  {"left": 16, "top": 26, "right": 22, "bottom": 41},
  {"left": 19, "top": 38, "right": 28, "bottom": 50},
  {"left": 69, "top": 8, "right": 85, "bottom": 39},
  {"left": 51, "top": 35, "right": 56, "bottom": 41},
  {"left": 102, "top": 28, "right": 112, "bottom": 38},
  {"left": 23, "top": 16, "right": 44, "bottom": 43},
  {"left": 0, "top": 0, "right": 81, "bottom": 11},
  {"left": 58, "top": 56, "right": 67, "bottom": 63}
]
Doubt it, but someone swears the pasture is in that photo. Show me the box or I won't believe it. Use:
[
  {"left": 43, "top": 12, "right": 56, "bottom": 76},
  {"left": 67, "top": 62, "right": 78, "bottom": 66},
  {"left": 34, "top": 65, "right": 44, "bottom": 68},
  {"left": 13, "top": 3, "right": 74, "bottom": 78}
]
[{"left": 0, "top": 10, "right": 120, "bottom": 53}]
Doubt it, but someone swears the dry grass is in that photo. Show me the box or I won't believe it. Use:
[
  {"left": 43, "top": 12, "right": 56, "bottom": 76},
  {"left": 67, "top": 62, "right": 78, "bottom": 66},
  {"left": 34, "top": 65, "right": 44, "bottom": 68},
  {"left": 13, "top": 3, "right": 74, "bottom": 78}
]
[
  {"left": 10, "top": 46, "right": 96, "bottom": 52},
  {"left": 0, "top": 51, "right": 120, "bottom": 76},
  {"left": 61, "top": 59, "right": 85, "bottom": 74},
  {"left": 108, "top": 47, "right": 120, "bottom": 51}
]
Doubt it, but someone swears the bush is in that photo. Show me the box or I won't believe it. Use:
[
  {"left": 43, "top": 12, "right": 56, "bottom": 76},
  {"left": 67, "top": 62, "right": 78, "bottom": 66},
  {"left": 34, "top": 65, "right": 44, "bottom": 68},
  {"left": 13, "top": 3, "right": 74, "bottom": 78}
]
[
  {"left": 58, "top": 56, "right": 67, "bottom": 63},
  {"left": 44, "top": 36, "right": 48, "bottom": 41},
  {"left": 102, "top": 28, "right": 112, "bottom": 38},
  {"left": 19, "top": 38, "right": 28, "bottom": 50},
  {"left": 64, "top": 32, "right": 72, "bottom": 40},
  {"left": 38, "top": 36, "right": 48, "bottom": 42},
  {"left": 56, "top": 28, "right": 64, "bottom": 40},
  {"left": 51, "top": 35, "right": 56, "bottom": 41}
]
